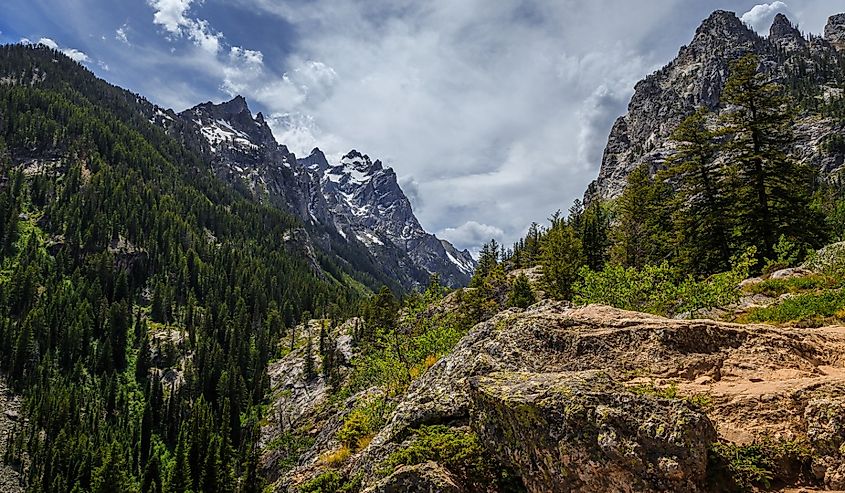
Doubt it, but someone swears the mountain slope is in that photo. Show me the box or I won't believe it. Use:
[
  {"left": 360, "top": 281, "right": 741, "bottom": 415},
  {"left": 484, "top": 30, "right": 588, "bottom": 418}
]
[
  {"left": 588, "top": 10, "right": 845, "bottom": 202},
  {"left": 300, "top": 148, "right": 476, "bottom": 288},
  {"left": 0, "top": 42, "right": 371, "bottom": 491},
  {"left": 175, "top": 98, "right": 475, "bottom": 289}
]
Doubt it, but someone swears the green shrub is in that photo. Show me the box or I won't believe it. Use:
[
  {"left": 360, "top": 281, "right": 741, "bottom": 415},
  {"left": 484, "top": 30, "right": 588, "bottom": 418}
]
[
  {"left": 628, "top": 381, "right": 679, "bottom": 399},
  {"left": 266, "top": 432, "right": 315, "bottom": 472},
  {"left": 709, "top": 441, "right": 775, "bottom": 490},
  {"left": 744, "top": 274, "right": 836, "bottom": 297},
  {"left": 573, "top": 248, "right": 754, "bottom": 317},
  {"left": 763, "top": 235, "right": 804, "bottom": 274},
  {"left": 744, "top": 289, "right": 845, "bottom": 325},
  {"left": 298, "top": 470, "right": 343, "bottom": 493},
  {"left": 381, "top": 425, "right": 487, "bottom": 475},
  {"left": 380, "top": 425, "right": 524, "bottom": 491},
  {"left": 708, "top": 438, "right": 813, "bottom": 491}
]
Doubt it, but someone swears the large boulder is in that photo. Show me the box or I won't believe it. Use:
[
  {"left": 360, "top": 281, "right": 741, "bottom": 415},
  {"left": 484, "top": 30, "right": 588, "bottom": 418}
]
[
  {"left": 469, "top": 371, "right": 715, "bottom": 493},
  {"left": 362, "top": 461, "right": 463, "bottom": 493}
]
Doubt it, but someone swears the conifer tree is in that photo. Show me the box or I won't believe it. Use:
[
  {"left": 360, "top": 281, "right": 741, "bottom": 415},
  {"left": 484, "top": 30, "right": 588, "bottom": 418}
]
[
  {"left": 540, "top": 222, "right": 583, "bottom": 300},
  {"left": 664, "top": 107, "right": 732, "bottom": 274},
  {"left": 610, "top": 163, "right": 672, "bottom": 268},
  {"left": 579, "top": 202, "right": 610, "bottom": 271},
  {"left": 470, "top": 239, "right": 500, "bottom": 287},
  {"left": 507, "top": 273, "right": 536, "bottom": 308},
  {"left": 720, "top": 54, "right": 825, "bottom": 262},
  {"left": 303, "top": 332, "right": 316, "bottom": 382}
]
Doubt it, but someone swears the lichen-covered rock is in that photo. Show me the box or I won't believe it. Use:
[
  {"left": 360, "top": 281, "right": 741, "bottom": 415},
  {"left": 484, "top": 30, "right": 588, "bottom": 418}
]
[
  {"left": 469, "top": 371, "right": 715, "bottom": 493},
  {"left": 803, "top": 241, "right": 845, "bottom": 275},
  {"left": 361, "top": 461, "right": 463, "bottom": 493}
]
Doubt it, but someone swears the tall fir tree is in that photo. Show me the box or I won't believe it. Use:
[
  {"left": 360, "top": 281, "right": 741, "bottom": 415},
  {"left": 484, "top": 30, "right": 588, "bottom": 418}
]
[
  {"left": 610, "top": 163, "right": 673, "bottom": 269},
  {"left": 720, "top": 54, "right": 826, "bottom": 263},
  {"left": 540, "top": 222, "right": 583, "bottom": 300},
  {"left": 579, "top": 202, "right": 610, "bottom": 271},
  {"left": 664, "top": 107, "right": 733, "bottom": 275}
]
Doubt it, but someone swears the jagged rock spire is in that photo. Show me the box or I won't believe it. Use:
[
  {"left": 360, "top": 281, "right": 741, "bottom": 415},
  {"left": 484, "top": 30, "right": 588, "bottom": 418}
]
[
  {"left": 769, "top": 13, "right": 806, "bottom": 50},
  {"left": 218, "top": 95, "right": 250, "bottom": 115},
  {"left": 690, "top": 10, "right": 757, "bottom": 48},
  {"left": 826, "top": 13, "right": 845, "bottom": 51}
]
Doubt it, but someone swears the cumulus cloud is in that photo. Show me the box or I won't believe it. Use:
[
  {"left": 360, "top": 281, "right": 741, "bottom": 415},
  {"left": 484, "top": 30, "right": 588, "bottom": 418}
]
[
  {"left": 438, "top": 221, "right": 505, "bottom": 253},
  {"left": 36, "top": 37, "right": 58, "bottom": 49},
  {"left": 741, "top": 1, "right": 793, "bottom": 33},
  {"left": 147, "top": 0, "right": 223, "bottom": 54},
  {"left": 148, "top": 0, "right": 192, "bottom": 34},
  {"left": 132, "top": 0, "right": 842, "bottom": 253},
  {"left": 31, "top": 37, "right": 91, "bottom": 63}
]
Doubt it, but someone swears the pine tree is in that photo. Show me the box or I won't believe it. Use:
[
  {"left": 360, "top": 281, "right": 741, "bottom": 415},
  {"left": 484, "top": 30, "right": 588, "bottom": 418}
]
[
  {"left": 540, "top": 222, "right": 583, "bottom": 300},
  {"left": 303, "top": 332, "right": 316, "bottom": 382},
  {"left": 610, "top": 163, "right": 672, "bottom": 268},
  {"left": 664, "top": 107, "right": 732, "bottom": 274},
  {"left": 507, "top": 273, "right": 536, "bottom": 308},
  {"left": 579, "top": 202, "right": 610, "bottom": 271},
  {"left": 470, "top": 239, "right": 500, "bottom": 287},
  {"left": 720, "top": 54, "right": 826, "bottom": 263}
]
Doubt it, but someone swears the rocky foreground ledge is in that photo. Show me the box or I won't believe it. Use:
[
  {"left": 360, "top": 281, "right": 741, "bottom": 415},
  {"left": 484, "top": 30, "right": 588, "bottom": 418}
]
[{"left": 274, "top": 301, "right": 845, "bottom": 492}]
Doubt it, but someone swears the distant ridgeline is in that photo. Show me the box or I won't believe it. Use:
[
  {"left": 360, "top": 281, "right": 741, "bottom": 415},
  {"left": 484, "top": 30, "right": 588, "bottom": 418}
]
[
  {"left": 479, "top": 11, "right": 845, "bottom": 307},
  {"left": 0, "top": 42, "right": 469, "bottom": 491}
]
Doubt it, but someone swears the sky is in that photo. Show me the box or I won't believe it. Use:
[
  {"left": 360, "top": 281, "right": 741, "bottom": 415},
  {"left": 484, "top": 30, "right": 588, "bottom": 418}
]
[{"left": 1, "top": 0, "right": 843, "bottom": 254}]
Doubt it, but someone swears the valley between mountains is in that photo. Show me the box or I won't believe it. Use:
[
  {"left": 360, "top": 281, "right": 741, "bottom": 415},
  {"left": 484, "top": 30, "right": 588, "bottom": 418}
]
[{"left": 4, "top": 6, "right": 845, "bottom": 493}]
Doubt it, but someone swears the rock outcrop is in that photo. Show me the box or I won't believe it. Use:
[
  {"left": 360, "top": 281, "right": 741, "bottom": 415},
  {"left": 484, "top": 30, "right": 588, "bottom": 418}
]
[
  {"left": 0, "top": 378, "right": 23, "bottom": 493},
  {"left": 362, "top": 462, "right": 463, "bottom": 493},
  {"left": 826, "top": 14, "right": 845, "bottom": 51},
  {"left": 271, "top": 301, "right": 845, "bottom": 491},
  {"left": 588, "top": 10, "right": 845, "bottom": 202},
  {"left": 770, "top": 13, "right": 807, "bottom": 51},
  {"left": 470, "top": 371, "right": 715, "bottom": 493}
]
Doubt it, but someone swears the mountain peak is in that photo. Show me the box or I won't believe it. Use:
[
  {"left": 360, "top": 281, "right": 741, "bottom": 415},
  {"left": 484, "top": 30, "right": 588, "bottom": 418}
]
[
  {"left": 690, "top": 10, "right": 757, "bottom": 48},
  {"left": 299, "top": 147, "right": 330, "bottom": 173},
  {"left": 699, "top": 10, "right": 744, "bottom": 32},
  {"left": 341, "top": 150, "right": 384, "bottom": 174},
  {"left": 770, "top": 12, "right": 806, "bottom": 50},
  {"left": 826, "top": 13, "right": 845, "bottom": 51},
  {"left": 219, "top": 95, "right": 250, "bottom": 115}
]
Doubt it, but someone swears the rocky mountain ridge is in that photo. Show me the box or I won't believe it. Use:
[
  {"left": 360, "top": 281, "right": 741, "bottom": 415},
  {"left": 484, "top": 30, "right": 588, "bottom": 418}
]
[
  {"left": 588, "top": 10, "right": 845, "bottom": 202},
  {"left": 174, "top": 97, "right": 475, "bottom": 289}
]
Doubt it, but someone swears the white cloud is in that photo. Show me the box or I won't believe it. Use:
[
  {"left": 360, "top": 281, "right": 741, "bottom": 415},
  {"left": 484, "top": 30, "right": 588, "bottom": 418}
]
[
  {"left": 741, "top": 1, "right": 793, "bottom": 33},
  {"left": 147, "top": 0, "right": 222, "bottom": 54},
  {"left": 115, "top": 24, "right": 130, "bottom": 45},
  {"left": 148, "top": 0, "right": 193, "bottom": 34},
  {"left": 36, "top": 37, "right": 58, "bottom": 49},
  {"left": 34, "top": 37, "right": 91, "bottom": 63},
  {"left": 438, "top": 221, "right": 505, "bottom": 253},
  {"left": 229, "top": 0, "right": 678, "bottom": 252},
  {"left": 62, "top": 48, "right": 91, "bottom": 63}
]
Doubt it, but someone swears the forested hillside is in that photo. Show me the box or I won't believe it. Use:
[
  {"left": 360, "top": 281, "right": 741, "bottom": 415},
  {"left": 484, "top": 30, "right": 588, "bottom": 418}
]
[{"left": 0, "top": 43, "right": 366, "bottom": 491}]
